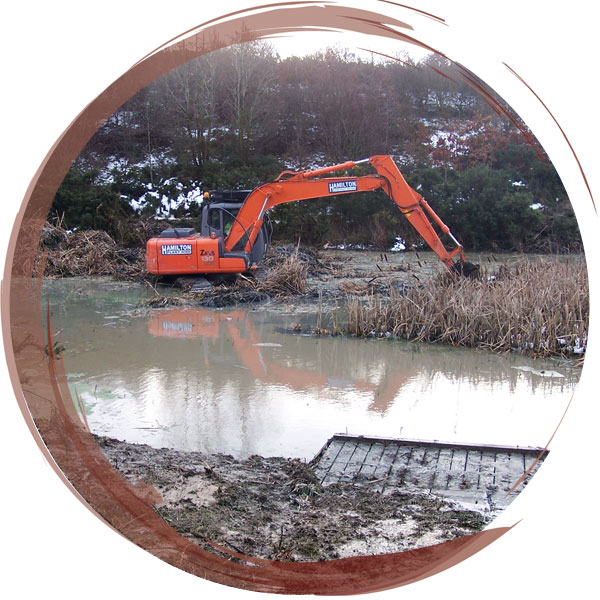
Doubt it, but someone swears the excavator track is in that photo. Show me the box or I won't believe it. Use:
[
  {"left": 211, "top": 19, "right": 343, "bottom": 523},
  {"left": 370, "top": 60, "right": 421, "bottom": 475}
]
[{"left": 173, "top": 276, "right": 213, "bottom": 292}]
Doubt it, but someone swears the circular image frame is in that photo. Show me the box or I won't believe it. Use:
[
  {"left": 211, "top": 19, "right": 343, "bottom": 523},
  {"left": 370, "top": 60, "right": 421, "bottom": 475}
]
[{"left": 1, "top": 1, "right": 595, "bottom": 596}]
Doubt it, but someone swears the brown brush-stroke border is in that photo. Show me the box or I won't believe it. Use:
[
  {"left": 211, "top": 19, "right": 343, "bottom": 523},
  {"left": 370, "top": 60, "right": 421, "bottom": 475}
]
[
  {"left": 502, "top": 62, "right": 596, "bottom": 213},
  {"left": 0, "top": 1, "right": 585, "bottom": 594}
]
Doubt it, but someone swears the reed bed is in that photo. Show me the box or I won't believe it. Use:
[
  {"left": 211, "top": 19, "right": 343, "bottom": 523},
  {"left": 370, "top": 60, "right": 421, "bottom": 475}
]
[{"left": 344, "top": 258, "right": 588, "bottom": 358}]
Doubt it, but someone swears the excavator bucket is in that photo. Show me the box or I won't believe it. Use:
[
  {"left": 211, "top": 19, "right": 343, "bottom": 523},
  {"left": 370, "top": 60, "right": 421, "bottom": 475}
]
[{"left": 451, "top": 260, "right": 480, "bottom": 277}]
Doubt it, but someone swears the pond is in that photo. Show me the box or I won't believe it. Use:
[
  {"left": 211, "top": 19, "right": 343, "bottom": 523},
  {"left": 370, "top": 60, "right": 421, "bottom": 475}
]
[{"left": 42, "top": 278, "right": 580, "bottom": 460}]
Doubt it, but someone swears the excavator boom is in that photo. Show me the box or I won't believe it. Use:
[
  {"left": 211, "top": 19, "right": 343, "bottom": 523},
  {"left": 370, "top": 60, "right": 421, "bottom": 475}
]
[{"left": 224, "top": 154, "right": 465, "bottom": 268}]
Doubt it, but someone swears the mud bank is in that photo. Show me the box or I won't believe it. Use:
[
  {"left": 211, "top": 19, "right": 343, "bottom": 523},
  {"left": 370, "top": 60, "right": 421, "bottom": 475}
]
[
  {"left": 148, "top": 245, "right": 438, "bottom": 310},
  {"left": 96, "top": 435, "right": 490, "bottom": 562}
]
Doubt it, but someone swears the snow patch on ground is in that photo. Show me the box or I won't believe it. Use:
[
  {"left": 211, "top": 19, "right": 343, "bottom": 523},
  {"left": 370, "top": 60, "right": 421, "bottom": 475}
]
[
  {"left": 390, "top": 237, "right": 406, "bottom": 251},
  {"left": 93, "top": 153, "right": 205, "bottom": 218}
]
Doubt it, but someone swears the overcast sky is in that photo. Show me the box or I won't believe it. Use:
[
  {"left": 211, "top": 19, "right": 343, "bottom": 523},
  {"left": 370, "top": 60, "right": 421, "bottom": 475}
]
[{"left": 265, "top": 29, "right": 432, "bottom": 62}]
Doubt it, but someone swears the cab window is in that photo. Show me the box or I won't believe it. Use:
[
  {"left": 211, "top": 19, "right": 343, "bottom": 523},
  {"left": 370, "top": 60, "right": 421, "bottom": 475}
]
[
  {"left": 223, "top": 209, "right": 239, "bottom": 236},
  {"left": 208, "top": 209, "right": 221, "bottom": 231}
]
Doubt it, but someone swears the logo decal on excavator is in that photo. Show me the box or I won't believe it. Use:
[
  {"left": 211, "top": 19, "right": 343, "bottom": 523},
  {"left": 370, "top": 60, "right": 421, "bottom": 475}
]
[
  {"left": 162, "top": 321, "right": 193, "bottom": 332},
  {"left": 161, "top": 244, "right": 192, "bottom": 255},
  {"left": 328, "top": 180, "right": 357, "bottom": 194}
]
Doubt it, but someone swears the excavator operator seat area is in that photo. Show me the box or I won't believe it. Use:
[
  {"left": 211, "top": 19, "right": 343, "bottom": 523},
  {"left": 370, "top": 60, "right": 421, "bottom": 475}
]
[
  {"left": 200, "top": 199, "right": 270, "bottom": 267},
  {"left": 201, "top": 202, "right": 243, "bottom": 239}
]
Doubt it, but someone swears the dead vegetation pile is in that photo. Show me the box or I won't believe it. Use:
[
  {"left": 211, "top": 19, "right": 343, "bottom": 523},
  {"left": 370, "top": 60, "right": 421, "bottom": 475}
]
[
  {"left": 343, "top": 258, "right": 588, "bottom": 358},
  {"left": 261, "top": 244, "right": 334, "bottom": 276},
  {"left": 144, "top": 296, "right": 185, "bottom": 308},
  {"left": 41, "top": 223, "right": 146, "bottom": 280},
  {"left": 257, "top": 252, "right": 309, "bottom": 296},
  {"left": 181, "top": 248, "right": 310, "bottom": 307}
]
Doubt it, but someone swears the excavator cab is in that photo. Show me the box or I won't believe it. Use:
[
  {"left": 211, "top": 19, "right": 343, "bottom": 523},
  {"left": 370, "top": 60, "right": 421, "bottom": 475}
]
[
  {"left": 200, "top": 190, "right": 249, "bottom": 242},
  {"left": 199, "top": 192, "right": 271, "bottom": 268},
  {"left": 203, "top": 202, "right": 241, "bottom": 239}
]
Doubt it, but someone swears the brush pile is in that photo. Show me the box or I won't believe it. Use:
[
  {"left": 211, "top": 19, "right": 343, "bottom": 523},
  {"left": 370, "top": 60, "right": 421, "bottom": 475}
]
[
  {"left": 41, "top": 223, "right": 146, "bottom": 280},
  {"left": 182, "top": 249, "right": 310, "bottom": 308},
  {"left": 345, "top": 258, "right": 588, "bottom": 358},
  {"left": 262, "top": 244, "right": 335, "bottom": 276},
  {"left": 258, "top": 252, "right": 308, "bottom": 296}
]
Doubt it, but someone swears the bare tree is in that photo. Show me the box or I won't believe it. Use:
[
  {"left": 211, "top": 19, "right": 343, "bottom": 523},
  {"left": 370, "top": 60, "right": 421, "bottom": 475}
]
[
  {"left": 224, "top": 41, "right": 278, "bottom": 163},
  {"left": 159, "top": 52, "right": 225, "bottom": 176}
]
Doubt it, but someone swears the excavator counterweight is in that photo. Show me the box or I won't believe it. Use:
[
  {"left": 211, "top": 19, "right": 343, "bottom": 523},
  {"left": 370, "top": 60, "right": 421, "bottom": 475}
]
[{"left": 146, "top": 155, "right": 468, "bottom": 276}]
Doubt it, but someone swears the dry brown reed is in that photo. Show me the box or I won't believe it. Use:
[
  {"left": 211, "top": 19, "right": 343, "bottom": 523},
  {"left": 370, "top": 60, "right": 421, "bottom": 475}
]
[
  {"left": 338, "top": 281, "right": 372, "bottom": 295},
  {"left": 255, "top": 252, "right": 308, "bottom": 296},
  {"left": 344, "top": 258, "right": 588, "bottom": 358}
]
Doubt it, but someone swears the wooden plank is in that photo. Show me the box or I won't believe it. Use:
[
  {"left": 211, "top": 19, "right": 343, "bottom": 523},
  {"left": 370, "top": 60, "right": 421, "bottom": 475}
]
[
  {"left": 403, "top": 446, "right": 427, "bottom": 491},
  {"left": 372, "top": 443, "right": 401, "bottom": 493},
  {"left": 494, "top": 452, "right": 513, "bottom": 492},
  {"left": 342, "top": 442, "right": 371, "bottom": 482},
  {"left": 357, "top": 442, "right": 386, "bottom": 480},
  {"left": 320, "top": 440, "right": 357, "bottom": 485},
  {"left": 504, "top": 452, "right": 528, "bottom": 493},
  {"left": 463, "top": 449, "right": 482, "bottom": 492},
  {"left": 313, "top": 439, "right": 345, "bottom": 481},
  {"left": 334, "top": 440, "right": 359, "bottom": 470},
  {"left": 478, "top": 452, "right": 498, "bottom": 490},
  {"left": 387, "top": 446, "right": 413, "bottom": 487},
  {"left": 446, "top": 449, "right": 469, "bottom": 491},
  {"left": 313, "top": 441, "right": 343, "bottom": 484},
  {"left": 431, "top": 448, "right": 454, "bottom": 491}
]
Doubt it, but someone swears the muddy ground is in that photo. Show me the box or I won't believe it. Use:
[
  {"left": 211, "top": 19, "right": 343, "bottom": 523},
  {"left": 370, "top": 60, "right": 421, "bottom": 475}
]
[
  {"left": 153, "top": 246, "right": 459, "bottom": 311},
  {"left": 303, "top": 247, "right": 445, "bottom": 294},
  {"left": 96, "top": 435, "right": 490, "bottom": 562}
]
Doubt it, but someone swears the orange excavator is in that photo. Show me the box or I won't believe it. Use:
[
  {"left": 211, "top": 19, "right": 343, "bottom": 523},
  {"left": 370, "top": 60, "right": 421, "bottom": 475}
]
[{"left": 146, "top": 155, "right": 470, "bottom": 277}]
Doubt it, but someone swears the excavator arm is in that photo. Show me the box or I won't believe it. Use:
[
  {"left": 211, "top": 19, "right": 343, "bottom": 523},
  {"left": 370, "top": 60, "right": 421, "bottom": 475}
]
[{"left": 224, "top": 155, "right": 465, "bottom": 269}]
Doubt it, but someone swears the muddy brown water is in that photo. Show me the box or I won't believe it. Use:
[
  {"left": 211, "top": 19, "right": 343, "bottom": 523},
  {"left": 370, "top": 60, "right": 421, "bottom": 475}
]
[{"left": 42, "top": 275, "right": 580, "bottom": 461}]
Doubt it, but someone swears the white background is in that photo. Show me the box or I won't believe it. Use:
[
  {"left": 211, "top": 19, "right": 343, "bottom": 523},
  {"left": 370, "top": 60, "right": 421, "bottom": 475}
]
[{"left": 1, "top": 1, "right": 598, "bottom": 598}]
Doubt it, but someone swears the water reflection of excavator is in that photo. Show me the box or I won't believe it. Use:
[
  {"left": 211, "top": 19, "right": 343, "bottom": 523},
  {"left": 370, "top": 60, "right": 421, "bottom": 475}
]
[
  {"left": 148, "top": 307, "right": 411, "bottom": 412},
  {"left": 146, "top": 155, "right": 475, "bottom": 277}
]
